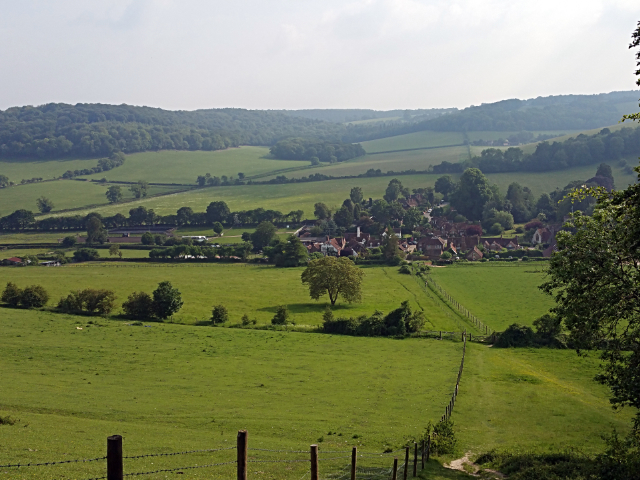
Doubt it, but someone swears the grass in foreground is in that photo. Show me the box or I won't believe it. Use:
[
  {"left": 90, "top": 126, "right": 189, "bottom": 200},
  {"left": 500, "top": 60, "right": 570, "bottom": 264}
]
[
  {"left": 0, "top": 309, "right": 462, "bottom": 479},
  {"left": 428, "top": 263, "right": 555, "bottom": 331}
]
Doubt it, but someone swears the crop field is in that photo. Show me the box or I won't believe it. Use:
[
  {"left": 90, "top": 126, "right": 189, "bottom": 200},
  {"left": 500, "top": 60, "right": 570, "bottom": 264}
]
[
  {"left": 80, "top": 147, "right": 311, "bottom": 184},
  {"left": 427, "top": 263, "right": 555, "bottom": 331},
  {"left": 0, "top": 263, "right": 465, "bottom": 330},
  {"left": 360, "top": 131, "right": 465, "bottom": 153},
  {"left": 0, "top": 308, "right": 463, "bottom": 480},
  {"left": 0, "top": 181, "right": 187, "bottom": 217}
]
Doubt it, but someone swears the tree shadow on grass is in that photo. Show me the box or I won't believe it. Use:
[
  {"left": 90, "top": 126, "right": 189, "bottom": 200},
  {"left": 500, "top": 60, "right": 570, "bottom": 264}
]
[{"left": 256, "top": 303, "right": 359, "bottom": 315}]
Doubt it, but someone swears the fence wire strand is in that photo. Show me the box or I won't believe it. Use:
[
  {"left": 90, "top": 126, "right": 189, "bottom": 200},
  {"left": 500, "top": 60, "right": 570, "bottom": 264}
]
[
  {"left": 122, "top": 460, "right": 237, "bottom": 476},
  {"left": 122, "top": 446, "right": 236, "bottom": 460},
  {"left": 0, "top": 456, "right": 106, "bottom": 469}
]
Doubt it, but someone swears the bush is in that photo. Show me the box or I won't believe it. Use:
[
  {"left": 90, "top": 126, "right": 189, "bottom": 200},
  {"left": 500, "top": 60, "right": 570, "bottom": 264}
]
[
  {"left": 1, "top": 282, "right": 22, "bottom": 306},
  {"left": 271, "top": 305, "right": 290, "bottom": 325},
  {"left": 73, "top": 248, "right": 100, "bottom": 262},
  {"left": 211, "top": 304, "right": 229, "bottom": 324},
  {"left": 422, "top": 420, "right": 457, "bottom": 455},
  {"left": 122, "top": 292, "right": 154, "bottom": 319},
  {"left": 495, "top": 323, "right": 536, "bottom": 348},
  {"left": 62, "top": 236, "right": 77, "bottom": 247},
  {"left": 57, "top": 291, "right": 84, "bottom": 313},
  {"left": 152, "top": 281, "right": 183, "bottom": 319},
  {"left": 19, "top": 285, "right": 49, "bottom": 308},
  {"left": 490, "top": 222, "right": 504, "bottom": 235},
  {"left": 141, "top": 232, "right": 155, "bottom": 245},
  {"left": 322, "top": 301, "right": 424, "bottom": 337},
  {"left": 440, "top": 251, "right": 452, "bottom": 260},
  {"left": 241, "top": 314, "right": 251, "bottom": 326},
  {"left": 57, "top": 289, "right": 116, "bottom": 315},
  {"left": 398, "top": 265, "right": 411, "bottom": 274}
]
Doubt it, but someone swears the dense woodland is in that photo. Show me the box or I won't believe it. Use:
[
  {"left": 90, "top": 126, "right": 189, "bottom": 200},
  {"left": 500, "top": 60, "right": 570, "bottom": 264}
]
[{"left": 269, "top": 138, "right": 365, "bottom": 162}]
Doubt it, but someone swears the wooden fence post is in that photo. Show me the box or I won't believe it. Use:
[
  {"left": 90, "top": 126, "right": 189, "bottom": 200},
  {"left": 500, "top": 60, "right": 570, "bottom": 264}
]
[
  {"left": 413, "top": 442, "right": 417, "bottom": 477},
  {"left": 426, "top": 435, "right": 431, "bottom": 462},
  {"left": 403, "top": 447, "right": 409, "bottom": 480},
  {"left": 392, "top": 457, "right": 398, "bottom": 480},
  {"left": 237, "top": 430, "right": 248, "bottom": 480},
  {"left": 310, "top": 444, "right": 319, "bottom": 480},
  {"left": 421, "top": 439, "right": 425, "bottom": 469},
  {"left": 107, "top": 435, "right": 123, "bottom": 480},
  {"left": 351, "top": 447, "right": 357, "bottom": 480}
]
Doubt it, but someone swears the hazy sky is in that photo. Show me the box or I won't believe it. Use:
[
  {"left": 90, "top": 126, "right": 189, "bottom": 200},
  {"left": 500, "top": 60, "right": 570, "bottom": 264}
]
[{"left": 0, "top": 0, "right": 639, "bottom": 111}]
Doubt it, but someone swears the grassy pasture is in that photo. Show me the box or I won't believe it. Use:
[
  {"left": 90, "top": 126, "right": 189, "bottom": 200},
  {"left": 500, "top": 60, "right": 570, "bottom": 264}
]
[
  {"left": 0, "top": 308, "right": 462, "bottom": 479},
  {"left": 80, "top": 147, "right": 310, "bottom": 184},
  {"left": 0, "top": 263, "right": 462, "bottom": 330},
  {"left": 0, "top": 157, "right": 100, "bottom": 182},
  {"left": 360, "top": 131, "right": 465, "bottom": 153},
  {"left": 0, "top": 181, "right": 186, "bottom": 217},
  {"left": 427, "top": 263, "right": 555, "bottom": 331}
]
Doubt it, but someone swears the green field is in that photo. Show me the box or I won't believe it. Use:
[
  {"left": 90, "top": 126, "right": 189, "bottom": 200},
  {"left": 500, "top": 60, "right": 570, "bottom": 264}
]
[
  {"left": 427, "top": 263, "right": 555, "bottom": 331},
  {"left": 360, "top": 131, "right": 465, "bottom": 153},
  {"left": 0, "top": 181, "right": 187, "bottom": 217},
  {"left": 81, "top": 147, "right": 311, "bottom": 184},
  {"left": 0, "top": 263, "right": 464, "bottom": 330},
  {"left": 0, "top": 308, "right": 462, "bottom": 479},
  {"left": 0, "top": 157, "right": 101, "bottom": 182}
]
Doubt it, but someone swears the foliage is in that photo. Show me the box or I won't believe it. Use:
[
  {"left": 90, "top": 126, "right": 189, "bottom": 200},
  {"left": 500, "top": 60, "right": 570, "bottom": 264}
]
[
  {"left": 141, "top": 232, "right": 155, "bottom": 245},
  {"left": 105, "top": 185, "right": 122, "bottom": 204},
  {"left": 250, "top": 221, "right": 277, "bottom": 251},
  {"left": 152, "top": 281, "right": 184, "bottom": 319},
  {"left": 313, "top": 202, "right": 331, "bottom": 220},
  {"left": 212, "top": 222, "right": 224, "bottom": 234},
  {"left": 73, "top": 248, "right": 100, "bottom": 262},
  {"left": 129, "top": 180, "right": 148, "bottom": 199},
  {"left": 57, "top": 289, "right": 116, "bottom": 315},
  {"left": 422, "top": 420, "right": 457, "bottom": 455},
  {"left": 86, "top": 216, "right": 107, "bottom": 244},
  {"left": 494, "top": 324, "right": 537, "bottom": 348},
  {"left": 108, "top": 244, "right": 120, "bottom": 257},
  {"left": 1, "top": 282, "right": 22, "bottom": 306},
  {"left": 121, "top": 291, "right": 154, "bottom": 319},
  {"left": 270, "top": 138, "right": 365, "bottom": 162},
  {"left": 350, "top": 186, "right": 364, "bottom": 205},
  {"left": 449, "top": 168, "right": 498, "bottom": 221},
  {"left": 271, "top": 305, "right": 290, "bottom": 325},
  {"left": 18, "top": 285, "right": 49, "bottom": 308},
  {"left": 270, "top": 235, "right": 308, "bottom": 267},
  {"left": 211, "top": 304, "right": 229, "bottom": 324},
  {"left": 206, "top": 201, "right": 230, "bottom": 224},
  {"left": 61, "top": 236, "right": 77, "bottom": 247},
  {"left": 323, "top": 301, "right": 425, "bottom": 337},
  {"left": 301, "top": 256, "right": 364, "bottom": 306},
  {"left": 36, "top": 196, "right": 54, "bottom": 213},
  {"left": 398, "top": 265, "right": 411, "bottom": 274}
]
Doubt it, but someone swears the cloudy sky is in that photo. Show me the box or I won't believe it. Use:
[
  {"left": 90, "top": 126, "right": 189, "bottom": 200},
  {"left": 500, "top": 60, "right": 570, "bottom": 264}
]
[{"left": 0, "top": 0, "right": 638, "bottom": 111}]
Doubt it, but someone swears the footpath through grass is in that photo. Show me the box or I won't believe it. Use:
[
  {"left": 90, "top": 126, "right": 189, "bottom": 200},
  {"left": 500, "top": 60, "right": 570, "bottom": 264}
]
[
  {"left": 0, "top": 309, "right": 461, "bottom": 479},
  {"left": 428, "top": 263, "right": 555, "bottom": 331}
]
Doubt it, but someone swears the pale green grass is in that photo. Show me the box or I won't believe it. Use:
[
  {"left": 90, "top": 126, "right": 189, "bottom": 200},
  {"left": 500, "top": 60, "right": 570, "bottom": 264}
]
[
  {"left": 360, "top": 131, "right": 464, "bottom": 153},
  {"left": 0, "top": 263, "right": 460, "bottom": 329},
  {"left": 0, "top": 308, "right": 462, "bottom": 479},
  {"left": 81, "top": 147, "right": 310, "bottom": 184},
  {"left": 0, "top": 181, "right": 186, "bottom": 217},
  {"left": 0, "top": 157, "right": 101, "bottom": 182},
  {"left": 345, "top": 116, "right": 402, "bottom": 125},
  {"left": 428, "top": 263, "right": 555, "bottom": 331},
  {"left": 465, "top": 130, "right": 580, "bottom": 143},
  {"left": 263, "top": 147, "right": 470, "bottom": 180},
  {"left": 0, "top": 232, "right": 81, "bottom": 244}
]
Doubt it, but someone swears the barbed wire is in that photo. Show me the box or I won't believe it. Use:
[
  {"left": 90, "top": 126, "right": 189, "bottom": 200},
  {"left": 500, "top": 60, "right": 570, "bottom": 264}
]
[
  {"left": 123, "top": 446, "right": 236, "bottom": 459},
  {"left": 0, "top": 456, "right": 106, "bottom": 469},
  {"left": 83, "top": 476, "right": 107, "bottom": 480},
  {"left": 122, "top": 460, "right": 237, "bottom": 476},
  {"left": 249, "top": 448, "right": 308, "bottom": 453},
  {"left": 248, "top": 458, "right": 310, "bottom": 463}
]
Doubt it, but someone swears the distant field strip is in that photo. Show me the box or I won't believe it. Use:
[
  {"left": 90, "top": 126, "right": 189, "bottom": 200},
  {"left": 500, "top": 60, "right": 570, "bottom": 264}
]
[{"left": 360, "top": 131, "right": 465, "bottom": 153}]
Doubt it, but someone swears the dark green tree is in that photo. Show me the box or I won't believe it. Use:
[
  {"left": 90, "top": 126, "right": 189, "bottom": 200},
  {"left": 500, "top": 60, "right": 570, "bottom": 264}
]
[
  {"left": 212, "top": 222, "right": 224, "bottom": 235},
  {"left": 383, "top": 178, "right": 408, "bottom": 202},
  {"left": 86, "top": 216, "right": 108, "bottom": 244},
  {"left": 206, "top": 201, "right": 230, "bottom": 224},
  {"left": 105, "top": 186, "right": 122, "bottom": 204},
  {"left": 434, "top": 175, "right": 456, "bottom": 199},
  {"left": 301, "top": 256, "right": 364, "bottom": 306},
  {"left": 176, "top": 207, "right": 193, "bottom": 226},
  {"left": 19, "top": 285, "right": 49, "bottom": 308},
  {"left": 129, "top": 180, "right": 149, "bottom": 199},
  {"left": 333, "top": 206, "right": 353, "bottom": 228},
  {"left": 350, "top": 186, "right": 364, "bottom": 205},
  {"left": 152, "top": 281, "right": 184, "bottom": 320},
  {"left": 211, "top": 304, "right": 229, "bottom": 324},
  {"left": 0, "top": 174, "right": 9, "bottom": 187},
  {"left": 122, "top": 292, "right": 154, "bottom": 319},
  {"left": 274, "top": 235, "right": 308, "bottom": 267},
  {"left": 141, "top": 232, "right": 155, "bottom": 245},
  {"left": 36, "top": 196, "right": 54, "bottom": 213},
  {"left": 1, "top": 282, "right": 22, "bottom": 306},
  {"left": 73, "top": 248, "right": 100, "bottom": 262},
  {"left": 314, "top": 202, "right": 331, "bottom": 220},
  {"left": 271, "top": 305, "right": 290, "bottom": 325},
  {"left": 449, "top": 168, "right": 496, "bottom": 221},
  {"left": 250, "top": 221, "right": 277, "bottom": 251}
]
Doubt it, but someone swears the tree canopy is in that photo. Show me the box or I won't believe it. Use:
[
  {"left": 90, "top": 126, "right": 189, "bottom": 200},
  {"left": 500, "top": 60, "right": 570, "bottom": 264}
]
[{"left": 301, "top": 256, "right": 364, "bottom": 306}]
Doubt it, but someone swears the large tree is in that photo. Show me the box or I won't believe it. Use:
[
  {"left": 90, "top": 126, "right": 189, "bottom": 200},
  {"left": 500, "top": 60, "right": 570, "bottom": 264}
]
[
  {"left": 301, "top": 256, "right": 364, "bottom": 306},
  {"left": 250, "top": 221, "right": 277, "bottom": 251},
  {"left": 105, "top": 186, "right": 122, "bottom": 204},
  {"left": 206, "top": 201, "right": 230, "bottom": 224},
  {"left": 449, "top": 168, "right": 497, "bottom": 221},
  {"left": 86, "top": 216, "right": 107, "bottom": 244},
  {"left": 350, "top": 186, "right": 364, "bottom": 205},
  {"left": 152, "top": 281, "right": 184, "bottom": 320},
  {"left": 36, "top": 196, "right": 54, "bottom": 213}
]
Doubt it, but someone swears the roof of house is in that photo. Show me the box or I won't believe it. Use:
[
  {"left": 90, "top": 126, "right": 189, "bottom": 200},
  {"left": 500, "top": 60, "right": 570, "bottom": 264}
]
[{"left": 6, "top": 257, "right": 22, "bottom": 263}]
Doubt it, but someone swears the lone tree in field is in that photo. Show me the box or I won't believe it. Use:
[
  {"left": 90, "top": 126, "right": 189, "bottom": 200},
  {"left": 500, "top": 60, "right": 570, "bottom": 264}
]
[
  {"left": 105, "top": 185, "right": 123, "bottom": 204},
  {"left": 36, "top": 196, "right": 54, "bottom": 213},
  {"left": 301, "top": 256, "right": 364, "bottom": 306},
  {"left": 152, "top": 281, "right": 183, "bottom": 319}
]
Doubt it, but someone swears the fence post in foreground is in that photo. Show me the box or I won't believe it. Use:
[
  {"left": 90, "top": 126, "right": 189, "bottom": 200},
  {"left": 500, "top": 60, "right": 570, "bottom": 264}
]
[
  {"left": 403, "top": 447, "right": 409, "bottom": 480},
  {"left": 392, "top": 457, "right": 398, "bottom": 480},
  {"left": 351, "top": 447, "right": 357, "bottom": 480},
  {"left": 413, "top": 442, "right": 417, "bottom": 477},
  {"left": 107, "top": 435, "right": 123, "bottom": 480},
  {"left": 237, "top": 430, "right": 248, "bottom": 480},
  {"left": 426, "top": 435, "right": 431, "bottom": 462},
  {"left": 421, "top": 439, "right": 425, "bottom": 469},
  {"left": 310, "top": 444, "right": 319, "bottom": 480}
]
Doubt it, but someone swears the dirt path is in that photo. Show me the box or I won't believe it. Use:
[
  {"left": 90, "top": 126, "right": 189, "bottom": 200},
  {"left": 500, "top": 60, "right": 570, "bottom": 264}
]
[{"left": 444, "top": 452, "right": 504, "bottom": 478}]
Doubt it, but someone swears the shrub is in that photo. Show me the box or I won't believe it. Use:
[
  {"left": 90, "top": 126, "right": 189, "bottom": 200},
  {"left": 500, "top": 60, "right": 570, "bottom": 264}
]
[
  {"left": 81, "top": 289, "right": 116, "bottom": 314},
  {"left": 73, "top": 248, "right": 100, "bottom": 262},
  {"left": 490, "top": 222, "right": 504, "bottom": 235},
  {"left": 1, "top": 282, "right": 22, "bottom": 306},
  {"left": 61, "top": 236, "right": 77, "bottom": 247},
  {"left": 57, "top": 291, "right": 84, "bottom": 313},
  {"left": 271, "top": 305, "right": 290, "bottom": 325},
  {"left": 141, "top": 232, "right": 155, "bottom": 245},
  {"left": 19, "top": 285, "right": 49, "bottom": 308},
  {"left": 422, "top": 420, "right": 457, "bottom": 455},
  {"left": 515, "top": 226, "right": 525, "bottom": 234},
  {"left": 495, "top": 323, "right": 536, "bottom": 348},
  {"left": 152, "top": 281, "right": 183, "bottom": 319},
  {"left": 440, "top": 251, "right": 452, "bottom": 260},
  {"left": 211, "top": 304, "right": 229, "bottom": 324},
  {"left": 122, "top": 292, "right": 154, "bottom": 319},
  {"left": 398, "top": 265, "right": 411, "bottom": 274},
  {"left": 241, "top": 314, "right": 251, "bottom": 326}
]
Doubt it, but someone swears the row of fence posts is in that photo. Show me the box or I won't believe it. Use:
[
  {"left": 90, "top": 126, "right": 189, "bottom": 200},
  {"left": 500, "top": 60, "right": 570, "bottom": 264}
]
[
  {"left": 441, "top": 330, "right": 466, "bottom": 422},
  {"left": 426, "top": 277, "right": 493, "bottom": 334},
  {"left": 103, "top": 430, "right": 437, "bottom": 480}
]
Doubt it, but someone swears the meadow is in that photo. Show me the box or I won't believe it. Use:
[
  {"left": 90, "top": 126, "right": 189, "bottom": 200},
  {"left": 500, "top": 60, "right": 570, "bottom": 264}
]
[
  {"left": 80, "top": 147, "right": 311, "bottom": 184},
  {"left": 427, "top": 263, "right": 555, "bottom": 331},
  {"left": 0, "top": 180, "right": 187, "bottom": 217},
  {"left": 0, "top": 308, "right": 463, "bottom": 480},
  {"left": 0, "top": 263, "right": 464, "bottom": 330},
  {"left": 360, "top": 131, "right": 465, "bottom": 153},
  {"left": 0, "top": 157, "right": 101, "bottom": 182}
]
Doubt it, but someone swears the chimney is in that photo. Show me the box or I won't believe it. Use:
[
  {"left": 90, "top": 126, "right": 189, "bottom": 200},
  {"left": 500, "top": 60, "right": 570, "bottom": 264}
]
[{"left": 357, "top": 226, "right": 361, "bottom": 238}]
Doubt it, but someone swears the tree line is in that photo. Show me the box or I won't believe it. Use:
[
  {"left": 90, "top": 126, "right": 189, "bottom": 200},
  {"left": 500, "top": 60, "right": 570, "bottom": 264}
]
[{"left": 269, "top": 138, "right": 365, "bottom": 163}]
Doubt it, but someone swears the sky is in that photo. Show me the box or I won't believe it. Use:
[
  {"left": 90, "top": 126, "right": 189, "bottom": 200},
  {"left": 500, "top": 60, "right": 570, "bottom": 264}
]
[{"left": 0, "top": 0, "right": 638, "bottom": 111}]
